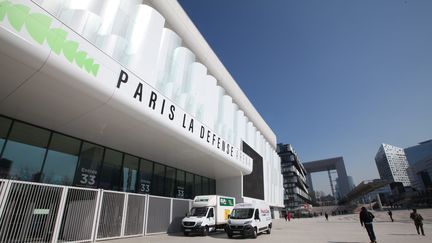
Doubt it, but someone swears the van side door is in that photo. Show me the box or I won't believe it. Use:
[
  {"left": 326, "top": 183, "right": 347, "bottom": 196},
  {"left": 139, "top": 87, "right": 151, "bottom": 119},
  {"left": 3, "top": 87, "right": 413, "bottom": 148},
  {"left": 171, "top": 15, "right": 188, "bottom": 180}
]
[
  {"left": 207, "top": 207, "right": 215, "bottom": 231},
  {"left": 254, "top": 209, "right": 261, "bottom": 230}
]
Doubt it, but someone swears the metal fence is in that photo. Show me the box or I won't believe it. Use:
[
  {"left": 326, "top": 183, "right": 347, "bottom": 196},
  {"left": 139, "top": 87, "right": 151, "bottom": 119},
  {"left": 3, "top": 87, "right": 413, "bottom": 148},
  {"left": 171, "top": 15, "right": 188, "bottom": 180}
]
[{"left": 0, "top": 179, "right": 191, "bottom": 242}]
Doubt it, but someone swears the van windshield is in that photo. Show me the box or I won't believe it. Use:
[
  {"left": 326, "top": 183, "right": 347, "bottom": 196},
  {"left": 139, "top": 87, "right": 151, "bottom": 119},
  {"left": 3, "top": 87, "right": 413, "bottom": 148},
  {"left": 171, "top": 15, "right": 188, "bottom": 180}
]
[
  {"left": 190, "top": 207, "right": 208, "bottom": 217},
  {"left": 230, "top": 208, "right": 254, "bottom": 219}
]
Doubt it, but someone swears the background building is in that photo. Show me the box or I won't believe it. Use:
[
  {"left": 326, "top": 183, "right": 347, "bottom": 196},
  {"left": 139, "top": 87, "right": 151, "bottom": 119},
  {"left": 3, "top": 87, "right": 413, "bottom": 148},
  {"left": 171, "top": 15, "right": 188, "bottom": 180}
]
[
  {"left": 277, "top": 144, "right": 311, "bottom": 211},
  {"left": 375, "top": 144, "right": 411, "bottom": 186},
  {"left": 303, "top": 157, "right": 351, "bottom": 201},
  {"left": 405, "top": 140, "right": 432, "bottom": 191}
]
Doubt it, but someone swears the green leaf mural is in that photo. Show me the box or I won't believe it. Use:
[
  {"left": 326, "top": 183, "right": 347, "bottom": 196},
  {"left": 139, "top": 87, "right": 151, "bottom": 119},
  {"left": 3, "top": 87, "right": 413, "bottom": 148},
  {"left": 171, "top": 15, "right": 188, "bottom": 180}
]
[{"left": 0, "top": 0, "right": 100, "bottom": 77}]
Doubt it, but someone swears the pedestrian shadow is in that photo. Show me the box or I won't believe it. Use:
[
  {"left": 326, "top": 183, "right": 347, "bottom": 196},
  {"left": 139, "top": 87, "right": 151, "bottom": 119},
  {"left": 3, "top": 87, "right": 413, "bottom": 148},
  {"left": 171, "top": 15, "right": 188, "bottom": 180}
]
[{"left": 328, "top": 241, "right": 366, "bottom": 243}]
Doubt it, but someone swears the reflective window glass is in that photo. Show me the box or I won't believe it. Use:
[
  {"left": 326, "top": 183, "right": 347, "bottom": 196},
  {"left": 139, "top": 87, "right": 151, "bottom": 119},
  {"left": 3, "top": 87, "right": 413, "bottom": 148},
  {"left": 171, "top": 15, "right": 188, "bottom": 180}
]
[
  {"left": 209, "top": 179, "right": 216, "bottom": 194},
  {"left": 41, "top": 133, "right": 81, "bottom": 185},
  {"left": 175, "top": 170, "right": 185, "bottom": 198},
  {"left": 152, "top": 163, "right": 165, "bottom": 196},
  {"left": 0, "top": 117, "right": 12, "bottom": 178},
  {"left": 165, "top": 167, "right": 175, "bottom": 197},
  {"left": 0, "top": 117, "right": 12, "bottom": 152},
  {"left": 138, "top": 159, "right": 153, "bottom": 194},
  {"left": 0, "top": 122, "right": 49, "bottom": 181},
  {"left": 99, "top": 149, "right": 123, "bottom": 190},
  {"left": 194, "top": 175, "right": 202, "bottom": 196},
  {"left": 202, "top": 177, "right": 209, "bottom": 195},
  {"left": 74, "top": 142, "right": 104, "bottom": 188},
  {"left": 185, "top": 172, "right": 194, "bottom": 199},
  {"left": 122, "top": 154, "right": 139, "bottom": 192}
]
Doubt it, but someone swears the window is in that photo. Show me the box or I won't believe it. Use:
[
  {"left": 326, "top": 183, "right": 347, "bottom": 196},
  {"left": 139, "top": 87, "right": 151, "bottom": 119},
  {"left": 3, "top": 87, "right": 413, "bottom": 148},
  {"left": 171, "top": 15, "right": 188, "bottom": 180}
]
[
  {"left": 194, "top": 175, "right": 202, "bottom": 196},
  {"left": 254, "top": 209, "right": 259, "bottom": 220},
  {"left": 138, "top": 159, "right": 153, "bottom": 194},
  {"left": 0, "top": 122, "right": 50, "bottom": 181},
  {"left": 122, "top": 154, "right": 139, "bottom": 192},
  {"left": 175, "top": 169, "right": 185, "bottom": 198},
  {"left": 99, "top": 149, "right": 123, "bottom": 190},
  {"left": 152, "top": 163, "right": 165, "bottom": 196},
  {"left": 0, "top": 116, "right": 12, "bottom": 152},
  {"left": 209, "top": 179, "right": 216, "bottom": 195},
  {"left": 165, "top": 167, "right": 175, "bottom": 197},
  {"left": 74, "top": 142, "right": 104, "bottom": 188},
  {"left": 0, "top": 117, "right": 12, "bottom": 178},
  {"left": 185, "top": 172, "right": 194, "bottom": 199},
  {"left": 41, "top": 133, "right": 81, "bottom": 185},
  {"left": 202, "top": 177, "right": 209, "bottom": 195},
  {"left": 208, "top": 208, "right": 214, "bottom": 218}
]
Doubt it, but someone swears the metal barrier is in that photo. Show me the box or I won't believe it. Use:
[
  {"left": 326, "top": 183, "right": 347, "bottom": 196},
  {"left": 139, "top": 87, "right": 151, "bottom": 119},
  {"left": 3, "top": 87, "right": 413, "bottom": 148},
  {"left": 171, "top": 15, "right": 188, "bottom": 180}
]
[
  {"left": 58, "top": 187, "right": 99, "bottom": 242},
  {"left": 0, "top": 179, "right": 190, "bottom": 241},
  {"left": 169, "top": 198, "right": 191, "bottom": 233},
  {"left": 146, "top": 196, "right": 193, "bottom": 235},
  {"left": 146, "top": 196, "right": 171, "bottom": 234},
  {"left": 95, "top": 191, "right": 125, "bottom": 240},
  {"left": 124, "top": 194, "right": 146, "bottom": 237},
  {"left": 0, "top": 180, "right": 64, "bottom": 243}
]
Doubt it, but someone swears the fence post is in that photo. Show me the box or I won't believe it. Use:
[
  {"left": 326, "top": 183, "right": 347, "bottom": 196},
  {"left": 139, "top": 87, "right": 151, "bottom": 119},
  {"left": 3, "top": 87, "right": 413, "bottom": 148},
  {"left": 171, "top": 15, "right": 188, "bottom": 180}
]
[
  {"left": 92, "top": 189, "right": 103, "bottom": 242},
  {"left": 120, "top": 193, "right": 128, "bottom": 237},
  {"left": 0, "top": 180, "right": 12, "bottom": 218},
  {"left": 144, "top": 195, "right": 150, "bottom": 235},
  {"left": 51, "top": 187, "right": 68, "bottom": 243}
]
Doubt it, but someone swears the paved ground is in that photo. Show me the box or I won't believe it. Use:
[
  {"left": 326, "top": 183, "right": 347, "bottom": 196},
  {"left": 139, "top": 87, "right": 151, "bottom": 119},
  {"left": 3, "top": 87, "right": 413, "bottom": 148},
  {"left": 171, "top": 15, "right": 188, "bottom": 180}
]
[{"left": 111, "top": 208, "right": 432, "bottom": 243}]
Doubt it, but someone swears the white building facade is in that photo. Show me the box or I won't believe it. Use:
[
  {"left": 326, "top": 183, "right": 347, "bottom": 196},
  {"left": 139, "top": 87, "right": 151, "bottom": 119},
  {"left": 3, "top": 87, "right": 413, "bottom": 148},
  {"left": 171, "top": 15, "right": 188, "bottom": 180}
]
[
  {"left": 0, "top": 0, "right": 284, "bottom": 237},
  {"left": 375, "top": 144, "right": 411, "bottom": 186}
]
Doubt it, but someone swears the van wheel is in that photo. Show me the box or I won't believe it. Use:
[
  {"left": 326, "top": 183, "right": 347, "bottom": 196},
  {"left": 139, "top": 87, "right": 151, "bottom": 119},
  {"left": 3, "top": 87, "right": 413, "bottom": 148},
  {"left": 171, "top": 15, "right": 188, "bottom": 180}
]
[
  {"left": 227, "top": 233, "right": 233, "bottom": 238},
  {"left": 266, "top": 226, "right": 271, "bottom": 234},
  {"left": 252, "top": 228, "right": 257, "bottom": 239},
  {"left": 202, "top": 226, "right": 208, "bottom": 236}
]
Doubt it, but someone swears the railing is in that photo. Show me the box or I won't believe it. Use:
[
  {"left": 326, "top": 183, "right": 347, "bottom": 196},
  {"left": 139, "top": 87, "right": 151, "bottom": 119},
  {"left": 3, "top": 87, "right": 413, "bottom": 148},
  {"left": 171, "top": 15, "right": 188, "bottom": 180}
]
[{"left": 0, "top": 179, "right": 192, "bottom": 242}]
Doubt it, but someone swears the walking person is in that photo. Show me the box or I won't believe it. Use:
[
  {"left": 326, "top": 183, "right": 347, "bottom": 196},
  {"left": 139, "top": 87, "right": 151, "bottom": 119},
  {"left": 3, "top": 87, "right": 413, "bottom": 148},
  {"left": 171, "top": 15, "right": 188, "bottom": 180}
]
[
  {"left": 287, "top": 212, "right": 291, "bottom": 222},
  {"left": 387, "top": 209, "right": 393, "bottom": 222},
  {"left": 359, "top": 207, "right": 377, "bottom": 243},
  {"left": 410, "top": 209, "right": 425, "bottom": 236},
  {"left": 324, "top": 212, "right": 329, "bottom": 221}
]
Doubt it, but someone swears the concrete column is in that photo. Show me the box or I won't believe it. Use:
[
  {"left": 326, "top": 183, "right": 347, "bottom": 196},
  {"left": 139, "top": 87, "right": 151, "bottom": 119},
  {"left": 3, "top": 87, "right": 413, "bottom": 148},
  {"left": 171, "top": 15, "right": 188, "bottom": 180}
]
[{"left": 376, "top": 194, "right": 383, "bottom": 210}]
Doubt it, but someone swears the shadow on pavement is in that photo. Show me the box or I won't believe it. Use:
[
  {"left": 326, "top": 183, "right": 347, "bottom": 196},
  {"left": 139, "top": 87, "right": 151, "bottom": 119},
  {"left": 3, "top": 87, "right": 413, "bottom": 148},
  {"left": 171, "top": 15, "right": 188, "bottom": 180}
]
[{"left": 328, "top": 242, "right": 366, "bottom": 243}]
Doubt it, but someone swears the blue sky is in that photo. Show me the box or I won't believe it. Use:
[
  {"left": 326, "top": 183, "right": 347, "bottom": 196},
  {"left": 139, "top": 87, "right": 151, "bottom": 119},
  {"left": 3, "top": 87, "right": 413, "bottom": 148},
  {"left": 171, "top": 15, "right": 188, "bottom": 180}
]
[{"left": 179, "top": 0, "right": 432, "bottom": 194}]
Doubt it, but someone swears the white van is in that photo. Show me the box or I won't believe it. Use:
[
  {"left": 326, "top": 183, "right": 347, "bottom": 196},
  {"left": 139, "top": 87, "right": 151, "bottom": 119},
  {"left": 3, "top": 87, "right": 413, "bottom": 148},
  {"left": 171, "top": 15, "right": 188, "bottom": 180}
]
[
  {"left": 226, "top": 202, "right": 272, "bottom": 238},
  {"left": 182, "top": 195, "right": 235, "bottom": 236}
]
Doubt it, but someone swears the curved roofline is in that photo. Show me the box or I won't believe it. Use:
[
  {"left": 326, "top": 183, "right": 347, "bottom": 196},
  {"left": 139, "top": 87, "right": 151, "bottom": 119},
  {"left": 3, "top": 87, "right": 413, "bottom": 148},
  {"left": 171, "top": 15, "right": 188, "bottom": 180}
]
[{"left": 148, "top": 0, "right": 277, "bottom": 148}]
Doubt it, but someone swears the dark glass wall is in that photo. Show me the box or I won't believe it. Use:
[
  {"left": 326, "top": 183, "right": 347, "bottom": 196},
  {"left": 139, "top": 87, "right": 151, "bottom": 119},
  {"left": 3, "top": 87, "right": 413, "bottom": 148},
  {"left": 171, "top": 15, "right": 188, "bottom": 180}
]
[
  {"left": 242, "top": 142, "right": 264, "bottom": 200},
  {"left": 0, "top": 115, "right": 215, "bottom": 199},
  {"left": 152, "top": 163, "right": 165, "bottom": 196},
  {"left": 138, "top": 159, "right": 153, "bottom": 193},
  {"left": 122, "top": 154, "right": 139, "bottom": 192},
  {"left": 41, "top": 133, "right": 81, "bottom": 185}
]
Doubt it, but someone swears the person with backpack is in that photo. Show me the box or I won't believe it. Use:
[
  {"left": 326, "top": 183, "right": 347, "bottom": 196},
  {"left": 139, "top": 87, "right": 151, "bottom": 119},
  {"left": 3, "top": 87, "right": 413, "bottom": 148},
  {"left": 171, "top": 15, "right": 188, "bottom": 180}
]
[
  {"left": 359, "top": 207, "right": 377, "bottom": 243},
  {"left": 410, "top": 209, "right": 425, "bottom": 236}
]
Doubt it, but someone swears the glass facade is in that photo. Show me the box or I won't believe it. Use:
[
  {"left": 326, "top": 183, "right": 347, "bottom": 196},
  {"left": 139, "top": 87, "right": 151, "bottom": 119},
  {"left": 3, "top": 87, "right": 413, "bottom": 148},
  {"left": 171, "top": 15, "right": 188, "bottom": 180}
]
[{"left": 0, "top": 115, "right": 215, "bottom": 199}]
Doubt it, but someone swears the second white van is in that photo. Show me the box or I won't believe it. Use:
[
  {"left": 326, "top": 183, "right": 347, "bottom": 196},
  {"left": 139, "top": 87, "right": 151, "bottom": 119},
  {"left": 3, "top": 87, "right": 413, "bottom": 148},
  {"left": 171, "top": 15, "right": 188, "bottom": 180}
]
[{"left": 226, "top": 202, "right": 272, "bottom": 238}]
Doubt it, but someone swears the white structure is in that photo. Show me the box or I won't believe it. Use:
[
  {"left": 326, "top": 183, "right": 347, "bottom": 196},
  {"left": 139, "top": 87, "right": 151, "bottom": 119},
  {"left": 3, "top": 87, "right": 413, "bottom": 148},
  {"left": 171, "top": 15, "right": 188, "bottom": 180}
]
[
  {"left": 0, "top": 0, "right": 284, "bottom": 229},
  {"left": 375, "top": 144, "right": 411, "bottom": 186}
]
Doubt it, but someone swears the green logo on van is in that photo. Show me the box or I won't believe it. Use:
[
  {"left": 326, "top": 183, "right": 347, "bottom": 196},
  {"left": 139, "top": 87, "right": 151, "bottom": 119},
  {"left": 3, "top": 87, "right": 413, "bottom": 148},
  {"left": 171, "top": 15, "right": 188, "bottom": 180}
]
[
  {"left": 219, "top": 197, "right": 234, "bottom": 206},
  {"left": 0, "top": 1, "right": 100, "bottom": 77}
]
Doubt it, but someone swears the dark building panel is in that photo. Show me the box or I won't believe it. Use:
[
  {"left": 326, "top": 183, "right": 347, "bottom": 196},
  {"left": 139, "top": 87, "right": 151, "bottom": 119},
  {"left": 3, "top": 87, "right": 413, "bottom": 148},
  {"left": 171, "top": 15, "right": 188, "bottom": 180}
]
[{"left": 242, "top": 142, "right": 264, "bottom": 200}]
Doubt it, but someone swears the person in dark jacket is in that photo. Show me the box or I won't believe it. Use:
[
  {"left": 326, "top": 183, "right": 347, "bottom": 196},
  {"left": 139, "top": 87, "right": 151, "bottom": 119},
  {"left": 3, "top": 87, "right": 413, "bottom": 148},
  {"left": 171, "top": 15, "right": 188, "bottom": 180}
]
[
  {"left": 410, "top": 209, "right": 425, "bottom": 236},
  {"left": 359, "top": 207, "right": 377, "bottom": 243},
  {"left": 387, "top": 210, "right": 393, "bottom": 222}
]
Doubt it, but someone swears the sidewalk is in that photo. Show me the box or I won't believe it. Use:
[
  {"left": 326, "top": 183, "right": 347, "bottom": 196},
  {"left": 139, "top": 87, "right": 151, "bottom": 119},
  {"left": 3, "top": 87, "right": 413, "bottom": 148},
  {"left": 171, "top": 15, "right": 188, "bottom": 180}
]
[{"left": 109, "top": 209, "right": 432, "bottom": 243}]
